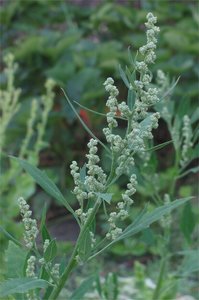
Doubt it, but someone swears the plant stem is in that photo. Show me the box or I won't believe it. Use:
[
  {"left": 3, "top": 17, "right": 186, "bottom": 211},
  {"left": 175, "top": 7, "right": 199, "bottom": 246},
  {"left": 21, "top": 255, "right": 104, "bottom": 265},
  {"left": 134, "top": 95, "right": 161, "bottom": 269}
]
[
  {"left": 49, "top": 198, "right": 102, "bottom": 299},
  {"left": 152, "top": 257, "right": 167, "bottom": 300}
]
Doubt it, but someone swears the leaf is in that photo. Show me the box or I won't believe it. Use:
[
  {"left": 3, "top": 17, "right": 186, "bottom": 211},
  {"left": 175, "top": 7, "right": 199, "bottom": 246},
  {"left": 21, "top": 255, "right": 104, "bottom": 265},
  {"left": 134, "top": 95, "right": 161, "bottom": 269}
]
[
  {"left": 95, "top": 192, "right": 113, "bottom": 204},
  {"left": 44, "top": 239, "right": 57, "bottom": 262},
  {"left": 177, "top": 250, "right": 199, "bottom": 276},
  {"left": 11, "top": 156, "right": 80, "bottom": 226},
  {"left": 73, "top": 100, "right": 107, "bottom": 117},
  {"left": 69, "top": 275, "right": 96, "bottom": 300},
  {"left": 127, "top": 86, "right": 135, "bottom": 110},
  {"left": 104, "top": 273, "right": 118, "bottom": 300},
  {"left": 5, "top": 242, "right": 27, "bottom": 278},
  {"left": 40, "top": 205, "right": 52, "bottom": 242},
  {"left": 61, "top": 88, "right": 110, "bottom": 154},
  {"left": 119, "top": 197, "right": 191, "bottom": 241},
  {"left": 191, "top": 107, "right": 199, "bottom": 124},
  {"left": 0, "top": 278, "right": 49, "bottom": 297},
  {"left": 118, "top": 64, "right": 130, "bottom": 88},
  {"left": 180, "top": 202, "right": 195, "bottom": 244},
  {"left": 161, "top": 77, "right": 180, "bottom": 99},
  {"left": 78, "top": 229, "right": 92, "bottom": 262},
  {"left": 178, "top": 166, "right": 199, "bottom": 179},
  {"left": 89, "top": 197, "right": 191, "bottom": 260},
  {"left": 0, "top": 226, "right": 22, "bottom": 247},
  {"left": 145, "top": 140, "right": 172, "bottom": 152}
]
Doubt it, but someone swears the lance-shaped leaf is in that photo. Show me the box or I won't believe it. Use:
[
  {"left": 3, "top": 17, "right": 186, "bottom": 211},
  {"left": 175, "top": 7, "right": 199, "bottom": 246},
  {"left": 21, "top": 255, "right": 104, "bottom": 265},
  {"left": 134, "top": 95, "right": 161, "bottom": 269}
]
[
  {"left": 11, "top": 157, "right": 80, "bottom": 226},
  {"left": 0, "top": 278, "right": 50, "bottom": 297},
  {"left": 89, "top": 197, "right": 191, "bottom": 260}
]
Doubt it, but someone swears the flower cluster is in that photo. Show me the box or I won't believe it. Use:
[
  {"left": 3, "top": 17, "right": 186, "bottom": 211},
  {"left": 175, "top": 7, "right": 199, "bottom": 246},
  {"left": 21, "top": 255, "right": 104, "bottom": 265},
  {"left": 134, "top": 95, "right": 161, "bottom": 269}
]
[
  {"left": 71, "top": 139, "right": 106, "bottom": 224},
  {"left": 0, "top": 53, "right": 21, "bottom": 153},
  {"left": 18, "top": 197, "right": 38, "bottom": 249},
  {"left": 43, "top": 239, "right": 50, "bottom": 252},
  {"left": 34, "top": 78, "right": 55, "bottom": 156},
  {"left": 51, "top": 263, "right": 60, "bottom": 281},
  {"left": 106, "top": 175, "right": 137, "bottom": 240},
  {"left": 70, "top": 13, "right": 161, "bottom": 243},
  {"left": 133, "top": 12, "right": 160, "bottom": 120},
  {"left": 139, "top": 12, "right": 160, "bottom": 64},
  {"left": 85, "top": 139, "right": 107, "bottom": 196},
  {"left": 103, "top": 77, "right": 119, "bottom": 129},
  {"left": 160, "top": 194, "right": 172, "bottom": 229},
  {"left": 180, "top": 115, "right": 193, "bottom": 166},
  {"left": 26, "top": 256, "right": 37, "bottom": 278},
  {"left": 19, "top": 99, "right": 38, "bottom": 158}
]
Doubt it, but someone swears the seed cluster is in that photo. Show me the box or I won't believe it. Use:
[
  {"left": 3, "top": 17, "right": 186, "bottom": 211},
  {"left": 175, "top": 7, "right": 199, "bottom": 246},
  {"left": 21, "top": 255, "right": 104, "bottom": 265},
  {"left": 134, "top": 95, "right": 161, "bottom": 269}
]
[{"left": 18, "top": 197, "right": 38, "bottom": 249}]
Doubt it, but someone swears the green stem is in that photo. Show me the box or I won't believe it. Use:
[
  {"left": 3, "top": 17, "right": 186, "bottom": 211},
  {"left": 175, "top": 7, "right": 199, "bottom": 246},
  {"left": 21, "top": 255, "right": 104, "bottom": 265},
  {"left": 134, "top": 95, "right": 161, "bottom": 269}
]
[
  {"left": 152, "top": 257, "right": 167, "bottom": 300},
  {"left": 49, "top": 198, "right": 102, "bottom": 299}
]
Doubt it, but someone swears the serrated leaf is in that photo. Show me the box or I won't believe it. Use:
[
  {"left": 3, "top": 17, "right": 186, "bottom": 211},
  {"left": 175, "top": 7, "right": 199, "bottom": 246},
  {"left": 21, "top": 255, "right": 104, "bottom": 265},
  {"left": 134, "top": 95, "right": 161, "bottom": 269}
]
[
  {"left": 0, "top": 278, "right": 49, "bottom": 297},
  {"left": 95, "top": 192, "right": 113, "bottom": 204},
  {"left": 10, "top": 157, "right": 80, "bottom": 225},
  {"left": 44, "top": 239, "right": 57, "bottom": 262},
  {"left": 70, "top": 275, "right": 96, "bottom": 300}
]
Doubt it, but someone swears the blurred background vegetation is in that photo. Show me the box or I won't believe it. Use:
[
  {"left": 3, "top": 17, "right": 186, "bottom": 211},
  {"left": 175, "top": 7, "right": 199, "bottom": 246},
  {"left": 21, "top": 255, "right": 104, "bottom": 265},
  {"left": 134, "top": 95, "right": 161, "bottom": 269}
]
[{"left": 0, "top": 0, "right": 198, "bottom": 297}]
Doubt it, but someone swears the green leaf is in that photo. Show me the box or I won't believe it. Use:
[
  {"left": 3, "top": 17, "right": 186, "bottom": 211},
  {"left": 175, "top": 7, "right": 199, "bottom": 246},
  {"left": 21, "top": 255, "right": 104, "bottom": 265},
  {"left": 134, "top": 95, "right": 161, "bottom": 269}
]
[
  {"left": 118, "top": 64, "right": 130, "bottom": 88},
  {"left": 78, "top": 230, "right": 92, "bottom": 262},
  {"left": 40, "top": 266, "right": 49, "bottom": 281},
  {"left": 95, "top": 192, "right": 113, "bottom": 204},
  {"left": 104, "top": 273, "right": 118, "bottom": 300},
  {"left": 178, "top": 166, "right": 199, "bottom": 179},
  {"left": 180, "top": 202, "right": 195, "bottom": 244},
  {"left": 5, "top": 242, "right": 27, "bottom": 278},
  {"left": 145, "top": 140, "right": 172, "bottom": 152},
  {"left": 61, "top": 88, "right": 110, "bottom": 155},
  {"left": 0, "top": 226, "right": 22, "bottom": 247},
  {"left": 11, "top": 157, "right": 80, "bottom": 226},
  {"left": 0, "top": 278, "right": 49, "bottom": 297},
  {"left": 40, "top": 205, "right": 51, "bottom": 242},
  {"left": 161, "top": 77, "right": 180, "bottom": 99},
  {"left": 119, "top": 197, "right": 191, "bottom": 241},
  {"left": 191, "top": 107, "right": 199, "bottom": 124},
  {"left": 73, "top": 100, "right": 107, "bottom": 117},
  {"left": 90, "top": 197, "right": 191, "bottom": 259},
  {"left": 44, "top": 239, "right": 57, "bottom": 262},
  {"left": 127, "top": 86, "right": 135, "bottom": 110},
  {"left": 70, "top": 275, "right": 96, "bottom": 300},
  {"left": 178, "top": 250, "right": 199, "bottom": 276}
]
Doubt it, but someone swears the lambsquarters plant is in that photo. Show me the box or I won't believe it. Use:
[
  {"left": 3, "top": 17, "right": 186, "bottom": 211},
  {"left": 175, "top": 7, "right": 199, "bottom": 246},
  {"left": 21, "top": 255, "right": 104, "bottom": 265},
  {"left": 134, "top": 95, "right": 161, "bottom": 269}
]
[{"left": 0, "top": 13, "right": 192, "bottom": 300}]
